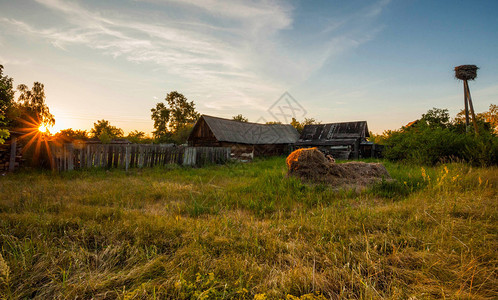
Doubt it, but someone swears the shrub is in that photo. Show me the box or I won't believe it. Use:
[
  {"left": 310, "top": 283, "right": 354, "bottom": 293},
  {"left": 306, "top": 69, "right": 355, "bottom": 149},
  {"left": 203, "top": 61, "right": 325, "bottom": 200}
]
[{"left": 382, "top": 108, "right": 498, "bottom": 166}]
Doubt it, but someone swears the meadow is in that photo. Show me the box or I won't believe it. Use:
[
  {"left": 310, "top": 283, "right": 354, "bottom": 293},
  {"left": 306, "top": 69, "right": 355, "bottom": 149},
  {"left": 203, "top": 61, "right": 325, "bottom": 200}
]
[{"left": 0, "top": 158, "right": 496, "bottom": 299}]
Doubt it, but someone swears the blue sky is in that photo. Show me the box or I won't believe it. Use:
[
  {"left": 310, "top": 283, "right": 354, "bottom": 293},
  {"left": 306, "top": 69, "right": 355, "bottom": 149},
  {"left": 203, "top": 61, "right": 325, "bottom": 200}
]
[{"left": 1, "top": 0, "right": 497, "bottom": 134}]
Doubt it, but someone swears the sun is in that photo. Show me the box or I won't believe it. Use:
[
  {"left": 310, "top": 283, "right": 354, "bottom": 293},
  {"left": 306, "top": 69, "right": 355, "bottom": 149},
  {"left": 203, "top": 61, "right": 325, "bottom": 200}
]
[{"left": 38, "top": 123, "right": 51, "bottom": 134}]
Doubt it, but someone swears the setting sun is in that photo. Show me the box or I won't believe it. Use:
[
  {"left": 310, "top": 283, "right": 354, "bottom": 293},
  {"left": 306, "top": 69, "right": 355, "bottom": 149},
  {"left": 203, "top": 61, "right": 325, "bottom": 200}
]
[{"left": 38, "top": 123, "right": 50, "bottom": 133}]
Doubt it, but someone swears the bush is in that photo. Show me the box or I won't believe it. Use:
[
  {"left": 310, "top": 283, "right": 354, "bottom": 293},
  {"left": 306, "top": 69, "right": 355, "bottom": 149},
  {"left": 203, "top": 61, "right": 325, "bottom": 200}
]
[{"left": 382, "top": 108, "right": 498, "bottom": 166}]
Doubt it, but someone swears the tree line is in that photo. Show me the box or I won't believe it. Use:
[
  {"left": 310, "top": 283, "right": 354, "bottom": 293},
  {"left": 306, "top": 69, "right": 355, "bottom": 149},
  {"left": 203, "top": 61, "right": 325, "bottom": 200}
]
[
  {"left": 1, "top": 65, "right": 317, "bottom": 146},
  {"left": 369, "top": 106, "right": 497, "bottom": 166}
]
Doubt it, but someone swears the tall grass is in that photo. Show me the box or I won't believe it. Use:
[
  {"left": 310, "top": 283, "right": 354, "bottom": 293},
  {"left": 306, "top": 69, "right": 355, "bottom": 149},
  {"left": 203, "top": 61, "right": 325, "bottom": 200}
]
[{"left": 0, "top": 158, "right": 496, "bottom": 299}]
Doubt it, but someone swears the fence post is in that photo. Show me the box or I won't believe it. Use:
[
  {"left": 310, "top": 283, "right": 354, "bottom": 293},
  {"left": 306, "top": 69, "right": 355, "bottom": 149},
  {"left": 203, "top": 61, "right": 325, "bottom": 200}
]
[
  {"left": 86, "top": 144, "right": 92, "bottom": 168},
  {"left": 183, "top": 147, "right": 196, "bottom": 166},
  {"left": 67, "top": 143, "right": 74, "bottom": 171},
  {"left": 125, "top": 145, "right": 130, "bottom": 171},
  {"left": 138, "top": 145, "right": 144, "bottom": 168}
]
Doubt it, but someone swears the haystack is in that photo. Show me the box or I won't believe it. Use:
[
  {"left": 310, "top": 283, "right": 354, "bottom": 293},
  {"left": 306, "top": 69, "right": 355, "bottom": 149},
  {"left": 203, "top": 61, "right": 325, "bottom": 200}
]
[
  {"left": 287, "top": 148, "right": 391, "bottom": 187},
  {"left": 454, "top": 65, "right": 478, "bottom": 80},
  {"left": 286, "top": 147, "right": 332, "bottom": 181}
]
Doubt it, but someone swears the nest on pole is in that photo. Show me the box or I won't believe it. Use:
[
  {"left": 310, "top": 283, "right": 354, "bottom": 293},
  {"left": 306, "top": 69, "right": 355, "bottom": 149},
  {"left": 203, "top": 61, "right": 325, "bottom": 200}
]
[{"left": 454, "top": 65, "right": 478, "bottom": 80}]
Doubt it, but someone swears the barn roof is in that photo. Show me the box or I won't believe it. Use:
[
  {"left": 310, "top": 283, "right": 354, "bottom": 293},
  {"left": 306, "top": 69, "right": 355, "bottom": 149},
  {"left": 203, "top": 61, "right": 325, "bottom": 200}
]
[
  {"left": 192, "top": 115, "right": 300, "bottom": 144},
  {"left": 296, "top": 121, "right": 369, "bottom": 146}
]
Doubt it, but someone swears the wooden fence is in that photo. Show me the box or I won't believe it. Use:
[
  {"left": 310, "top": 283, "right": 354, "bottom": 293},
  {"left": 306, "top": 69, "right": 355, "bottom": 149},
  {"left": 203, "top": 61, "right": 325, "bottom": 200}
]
[{"left": 49, "top": 143, "right": 231, "bottom": 171}]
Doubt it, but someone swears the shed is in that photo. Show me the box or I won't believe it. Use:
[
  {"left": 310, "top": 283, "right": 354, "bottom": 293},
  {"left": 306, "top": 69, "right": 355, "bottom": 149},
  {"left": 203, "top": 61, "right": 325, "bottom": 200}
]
[
  {"left": 295, "top": 121, "right": 381, "bottom": 159},
  {"left": 188, "top": 115, "right": 299, "bottom": 158}
]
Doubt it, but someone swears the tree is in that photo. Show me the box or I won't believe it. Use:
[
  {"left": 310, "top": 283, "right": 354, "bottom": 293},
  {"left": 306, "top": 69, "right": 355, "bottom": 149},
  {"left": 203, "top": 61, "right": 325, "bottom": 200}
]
[
  {"left": 90, "top": 119, "right": 123, "bottom": 143},
  {"left": 455, "top": 104, "right": 498, "bottom": 133},
  {"left": 290, "top": 117, "right": 320, "bottom": 133},
  {"left": 150, "top": 91, "right": 199, "bottom": 143},
  {"left": 232, "top": 114, "right": 248, "bottom": 122},
  {"left": 420, "top": 108, "right": 450, "bottom": 128},
  {"left": 150, "top": 102, "right": 170, "bottom": 140},
  {"left": 382, "top": 107, "right": 498, "bottom": 166},
  {"left": 0, "top": 65, "right": 14, "bottom": 143},
  {"left": 0, "top": 65, "right": 14, "bottom": 118},
  {"left": 266, "top": 121, "right": 282, "bottom": 125},
  {"left": 126, "top": 130, "right": 152, "bottom": 144},
  {"left": 16, "top": 82, "right": 55, "bottom": 127},
  {"left": 55, "top": 129, "right": 89, "bottom": 142}
]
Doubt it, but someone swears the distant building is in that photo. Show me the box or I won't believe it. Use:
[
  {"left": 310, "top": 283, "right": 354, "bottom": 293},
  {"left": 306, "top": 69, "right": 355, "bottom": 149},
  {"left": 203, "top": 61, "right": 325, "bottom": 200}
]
[
  {"left": 295, "top": 121, "right": 382, "bottom": 159},
  {"left": 188, "top": 115, "right": 299, "bottom": 158}
]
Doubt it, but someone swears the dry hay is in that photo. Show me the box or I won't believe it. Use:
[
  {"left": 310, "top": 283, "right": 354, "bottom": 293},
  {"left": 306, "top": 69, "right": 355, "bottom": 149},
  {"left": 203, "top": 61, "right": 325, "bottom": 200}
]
[
  {"left": 286, "top": 147, "right": 333, "bottom": 180},
  {"left": 287, "top": 147, "right": 391, "bottom": 187},
  {"left": 454, "top": 65, "right": 478, "bottom": 80}
]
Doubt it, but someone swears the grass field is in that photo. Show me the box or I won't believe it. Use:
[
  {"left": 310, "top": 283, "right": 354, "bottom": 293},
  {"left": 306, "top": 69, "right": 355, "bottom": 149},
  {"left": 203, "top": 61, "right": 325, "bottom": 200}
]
[{"left": 0, "top": 158, "right": 497, "bottom": 299}]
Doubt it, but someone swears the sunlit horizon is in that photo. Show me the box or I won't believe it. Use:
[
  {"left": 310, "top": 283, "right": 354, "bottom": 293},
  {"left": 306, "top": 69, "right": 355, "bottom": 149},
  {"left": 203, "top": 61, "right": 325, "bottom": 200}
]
[{"left": 1, "top": 0, "right": 497, "bottom": 135}]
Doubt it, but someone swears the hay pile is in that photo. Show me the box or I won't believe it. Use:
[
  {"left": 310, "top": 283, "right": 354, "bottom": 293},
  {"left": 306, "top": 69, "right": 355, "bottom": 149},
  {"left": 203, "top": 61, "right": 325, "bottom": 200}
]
[
  {"left": 286, "top": 148, "right": 391, "bottom": 187},
  {"left": 454, "top": 65, "right": 478, "bottom": 80}
]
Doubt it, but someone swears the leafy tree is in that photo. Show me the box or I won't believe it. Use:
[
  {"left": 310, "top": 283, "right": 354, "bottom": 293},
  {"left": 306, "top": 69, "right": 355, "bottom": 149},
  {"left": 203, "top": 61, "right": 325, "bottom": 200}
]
[
  {"left": 55, "top": 129, "right": 89, "bottom": 142},
  {"left": 150, "top": 91, "right": 199, "bottom": 143},
  {"left": 454, "top": 104, "right": 498, "bottom": 133},
  {"left": 90, "top": 119, "right": 123, "bottom": 143},
  {"left": 0, "top": 65, "right": 14, "bottom": 143},
  {"left": 382, "top": 107, "right": 498, "bottom": 166},
  {"left": 480, "top": 104, "right": 498, "bottom": 132},
  {"left": 368, "top": 131, "right": 388, "bottom": 144},
  {"left": 420, "top": 108, "right": 450, "bottom": 128},
  {"left": 290, "top": 117, "right": 320, "bottom": 133},
  {"left": 16, "top": 82, "right": 55, "bottom": 127},
  {"left": 126, "top": 130, "right": 152, "bottom": 144},
  {"left": 0, "top": 65, "right": 14, "bottom": 118},
  {"left": 151, "top": 102, "right": 170, "bottom": 141},
  {"left": 171, "top": 124, "right": 194, "bottom": 145},
  {"left": 0, "top": 115, "right": 8, "bottom": 144},
  {"left": 265, "top": 121, "right": 282, "bottom": 125},
  {"left": 232, "top": 114, "right": 248, "bottom": 122}
]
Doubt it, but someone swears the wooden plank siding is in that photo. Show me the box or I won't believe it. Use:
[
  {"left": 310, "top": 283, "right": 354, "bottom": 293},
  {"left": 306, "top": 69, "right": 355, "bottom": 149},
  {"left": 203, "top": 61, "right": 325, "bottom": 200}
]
[{"left": 48, "top": 142, "right": 230, "bottom": 172}]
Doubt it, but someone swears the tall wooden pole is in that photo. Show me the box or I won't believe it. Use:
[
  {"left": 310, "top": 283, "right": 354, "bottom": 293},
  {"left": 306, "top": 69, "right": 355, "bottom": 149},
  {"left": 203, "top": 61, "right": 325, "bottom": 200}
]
[
  {"left": 465, "top": 80, "right": 479, "bottom": 134},
  {"left": 464, "top": 80, "right": 470, "bottom": 131}
]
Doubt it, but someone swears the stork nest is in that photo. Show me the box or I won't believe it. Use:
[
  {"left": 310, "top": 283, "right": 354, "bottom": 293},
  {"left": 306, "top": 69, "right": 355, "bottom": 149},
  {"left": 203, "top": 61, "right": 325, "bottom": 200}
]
[{"left": 454, "top": 65, "right": 478, "bottom": 80}]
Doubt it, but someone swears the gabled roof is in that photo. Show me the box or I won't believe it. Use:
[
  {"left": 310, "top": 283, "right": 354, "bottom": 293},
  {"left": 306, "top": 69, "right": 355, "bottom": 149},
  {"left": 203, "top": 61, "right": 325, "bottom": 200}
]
[
  {"left": 190, "top": 115, "right": 299, "bottom": 144},
  {"left": 296, "top": 121, "right": 369, "bottom": 145}
]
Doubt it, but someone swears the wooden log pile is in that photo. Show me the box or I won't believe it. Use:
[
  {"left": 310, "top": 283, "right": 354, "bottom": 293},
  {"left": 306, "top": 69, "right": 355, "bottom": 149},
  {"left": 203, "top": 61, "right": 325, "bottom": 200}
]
[{"left": 0, "top": 139, "right": 22, "bottom": 171}]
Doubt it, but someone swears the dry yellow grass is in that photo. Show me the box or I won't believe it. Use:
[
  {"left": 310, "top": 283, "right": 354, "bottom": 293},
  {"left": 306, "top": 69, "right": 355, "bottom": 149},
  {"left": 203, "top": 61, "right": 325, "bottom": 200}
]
[{"left": 0, "top": 158, "right": 496, "bottom": 299}]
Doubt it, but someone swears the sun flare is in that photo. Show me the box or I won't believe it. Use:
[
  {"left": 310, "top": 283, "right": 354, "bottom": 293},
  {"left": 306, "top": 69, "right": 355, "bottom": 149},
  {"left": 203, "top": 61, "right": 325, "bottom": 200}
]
[{"left": 38, "top": 123, "right": 50, "bottom": 133}]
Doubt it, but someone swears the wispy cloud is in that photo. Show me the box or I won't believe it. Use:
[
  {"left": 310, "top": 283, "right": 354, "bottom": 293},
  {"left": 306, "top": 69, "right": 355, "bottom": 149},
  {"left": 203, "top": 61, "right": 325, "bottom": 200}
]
[{"left": 1, "top": 0, "right": 390, "bottom": 112}]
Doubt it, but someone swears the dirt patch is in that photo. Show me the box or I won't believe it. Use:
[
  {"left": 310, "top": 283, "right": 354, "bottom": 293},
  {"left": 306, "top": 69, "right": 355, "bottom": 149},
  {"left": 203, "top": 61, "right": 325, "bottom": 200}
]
[{"left": 287, "top": 148, "right": 391, "bottom": 188}]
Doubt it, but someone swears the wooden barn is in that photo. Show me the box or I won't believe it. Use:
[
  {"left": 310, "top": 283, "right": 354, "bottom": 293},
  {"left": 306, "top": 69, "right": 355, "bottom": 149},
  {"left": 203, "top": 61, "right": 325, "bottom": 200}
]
[
  {"left": 294, "top": 121, "right": 382, "bottom": 159},
  {"left": 188, "top": 115, "right": 299, "bottom": 158}
]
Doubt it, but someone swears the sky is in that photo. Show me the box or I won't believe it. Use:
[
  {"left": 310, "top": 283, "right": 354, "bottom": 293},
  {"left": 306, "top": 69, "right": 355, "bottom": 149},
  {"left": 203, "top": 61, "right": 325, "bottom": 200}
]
[{"left": 1, "top": 0, "right": 497, "bottom": 135}]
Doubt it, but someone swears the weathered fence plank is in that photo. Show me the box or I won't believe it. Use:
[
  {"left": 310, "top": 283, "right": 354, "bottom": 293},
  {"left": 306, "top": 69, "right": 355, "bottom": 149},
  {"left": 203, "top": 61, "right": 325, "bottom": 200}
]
[{"left": 48, "top": 142, "right": 230, "bottom": 171}]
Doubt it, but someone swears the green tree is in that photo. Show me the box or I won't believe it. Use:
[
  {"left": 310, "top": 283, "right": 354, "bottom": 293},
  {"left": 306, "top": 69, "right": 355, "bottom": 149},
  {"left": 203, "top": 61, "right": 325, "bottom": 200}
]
[
  {"left": 90, "top": 119, "right": 123, "bottom": 143},
  {"left": 0, "top": 65, "right": 14, "bottom": 143},
  {"left": 420, "top": 108, "right": 450, "bottom": 128},
  {"left": 16, "top": 82, "right": 55, "bottom": 127},
  {"left": 150, "top": 91, "right": 199, "bottom": 143},
  {"left": 382, "top": 107, "right": 498, "bottom": 166},
  {"left": 171, "top": 124, "right": 194, "bottom": 145},
  {"left": 232, "top": 114, "right": 248, "bottom": 122},
  {"left": 55, "top": 129, "right": 89, "bottom": 142},
  {"left": 126, "top": 130, "right": 152, "bottom": 144},
  {"left": 455, "top": 104, "right": 498, "bottom": 133},
  {"left": 290, "top": 117, "right": 320, "bottom": 133}
]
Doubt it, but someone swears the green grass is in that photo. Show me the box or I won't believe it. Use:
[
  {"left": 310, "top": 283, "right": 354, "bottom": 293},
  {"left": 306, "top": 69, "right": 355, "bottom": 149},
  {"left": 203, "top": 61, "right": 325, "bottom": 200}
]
[{"left": 0, "top": 157, "right": 497, "bottom": 299}]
